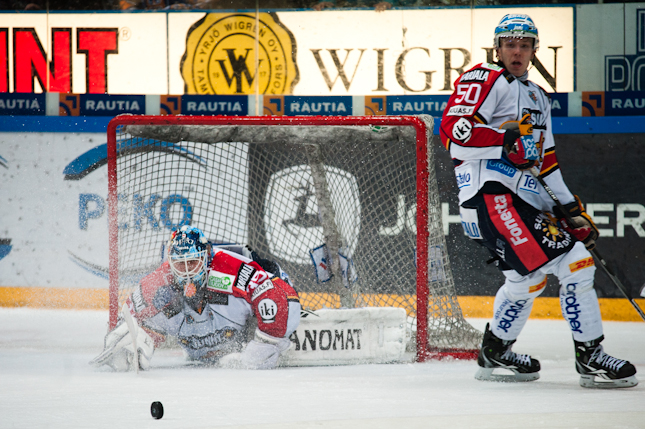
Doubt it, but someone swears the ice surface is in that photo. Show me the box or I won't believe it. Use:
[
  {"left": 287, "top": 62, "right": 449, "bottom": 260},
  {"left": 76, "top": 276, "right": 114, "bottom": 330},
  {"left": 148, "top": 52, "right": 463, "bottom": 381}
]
[{"left": 1, "top": 308, "right": 643, "bottom": 429}]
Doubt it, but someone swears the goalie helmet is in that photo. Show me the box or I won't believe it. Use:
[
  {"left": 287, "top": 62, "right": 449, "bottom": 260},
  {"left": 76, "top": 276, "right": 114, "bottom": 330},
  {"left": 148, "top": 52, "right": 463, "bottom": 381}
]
[
  {"left": 494, "top": 14, "right": 539, "bottom": 50},
  {"left": 167, "top": 225, "right": 210, "bottom": 295}
]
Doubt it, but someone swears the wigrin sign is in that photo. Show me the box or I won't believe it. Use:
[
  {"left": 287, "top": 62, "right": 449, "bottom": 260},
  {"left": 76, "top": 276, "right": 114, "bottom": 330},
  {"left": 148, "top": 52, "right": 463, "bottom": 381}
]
[{"left": 0, "top": 7, "right": 572, "bottom": 96}]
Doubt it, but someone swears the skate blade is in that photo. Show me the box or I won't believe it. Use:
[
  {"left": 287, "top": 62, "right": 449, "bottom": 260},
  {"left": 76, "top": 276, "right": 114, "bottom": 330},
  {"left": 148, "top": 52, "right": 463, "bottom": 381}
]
[
  {"left": 475, "top": 367, "right": 539, "bottom": 382},
  {"left": 579, "top": 374, "right": 639, "bottom": 389}
]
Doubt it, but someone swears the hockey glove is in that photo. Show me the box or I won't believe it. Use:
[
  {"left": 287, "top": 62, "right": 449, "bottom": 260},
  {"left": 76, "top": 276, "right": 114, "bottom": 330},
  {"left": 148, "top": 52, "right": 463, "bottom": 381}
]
[
  {"left": 219, "top": 328, "right": 292, "bottom": 370},
  {"left": 501, "top": 113, "right": 534, "bottom": 137},
  {"left": 501, "top": 113, "right": 539, "bottom": 170},
  {"left": 89, "top": 318, "right": 155, "bottom": 371},
  {"left": 555, "top": 195, "right": 599, "bottom": 250},
  {"left": 502, "top": 129, "right": 539, "bottom": 170}
]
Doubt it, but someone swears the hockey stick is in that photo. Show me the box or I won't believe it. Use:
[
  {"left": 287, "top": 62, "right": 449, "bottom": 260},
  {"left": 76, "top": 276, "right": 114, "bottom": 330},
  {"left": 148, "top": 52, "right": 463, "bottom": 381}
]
[
  {"left": 121, "top": 302, "right": 140, "bottom": 374},
  {"left": 530, "top": 168, "right": 645, "bottom": 321}
]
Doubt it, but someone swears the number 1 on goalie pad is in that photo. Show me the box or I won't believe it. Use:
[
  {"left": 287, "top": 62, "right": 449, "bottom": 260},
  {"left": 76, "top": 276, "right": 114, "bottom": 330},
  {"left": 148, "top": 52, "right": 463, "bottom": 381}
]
[{"left": 279, "top": 307, "right": 408, "bottom": 366}]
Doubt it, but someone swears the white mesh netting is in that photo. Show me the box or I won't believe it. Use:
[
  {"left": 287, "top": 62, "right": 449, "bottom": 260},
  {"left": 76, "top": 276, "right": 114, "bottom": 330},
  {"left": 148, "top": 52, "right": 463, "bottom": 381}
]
[{"left": 110, "top": 116, "right": 481, "bottom": 355}]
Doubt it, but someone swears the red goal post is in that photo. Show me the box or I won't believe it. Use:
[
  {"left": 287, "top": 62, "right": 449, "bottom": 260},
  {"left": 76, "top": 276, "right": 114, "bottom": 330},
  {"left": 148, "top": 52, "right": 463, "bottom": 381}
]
[{"left": 106, "top": 114, "right": 480, "bottom": 362}]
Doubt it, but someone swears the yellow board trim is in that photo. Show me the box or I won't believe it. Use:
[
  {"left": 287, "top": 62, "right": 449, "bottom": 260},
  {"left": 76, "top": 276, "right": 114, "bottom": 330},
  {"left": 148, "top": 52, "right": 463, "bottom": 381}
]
[
  {"left": 0, "top": 287, "right": 643, "bottom": 322},
  {"left": 0, "top": 287, "right": 108, "bottom": 310}
]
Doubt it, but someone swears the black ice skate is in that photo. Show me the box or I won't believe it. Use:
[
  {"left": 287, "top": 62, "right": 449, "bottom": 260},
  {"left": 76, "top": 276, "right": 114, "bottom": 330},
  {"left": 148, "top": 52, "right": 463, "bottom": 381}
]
[
  {"left": 475, "top": 323, "right": 540, "bottom": 382},
  {"left": 575, "top": 336, "right": 638, "bottom": 389}
]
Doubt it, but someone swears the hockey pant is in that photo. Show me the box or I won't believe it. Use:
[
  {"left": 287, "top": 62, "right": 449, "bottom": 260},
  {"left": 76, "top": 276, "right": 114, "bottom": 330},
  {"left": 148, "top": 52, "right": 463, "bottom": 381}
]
[{"left": 461, "top": 192, "right": 603, "bottom": 342}]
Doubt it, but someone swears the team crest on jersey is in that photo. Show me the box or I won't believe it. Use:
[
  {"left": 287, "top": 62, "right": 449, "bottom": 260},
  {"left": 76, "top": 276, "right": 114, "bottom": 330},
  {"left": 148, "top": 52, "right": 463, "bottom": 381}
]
[
  {"left": 181, "top": 13, "right": 299, "bottom": 95},
  {"left": 528, "top": 90, "right": 538, "bottom": 104}
]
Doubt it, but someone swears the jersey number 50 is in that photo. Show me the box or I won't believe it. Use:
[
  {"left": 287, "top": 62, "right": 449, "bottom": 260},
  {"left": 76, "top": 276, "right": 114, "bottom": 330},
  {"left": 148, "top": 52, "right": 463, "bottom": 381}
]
[{"left": 454, "top": 83, "right": 482, "bottom": 105}]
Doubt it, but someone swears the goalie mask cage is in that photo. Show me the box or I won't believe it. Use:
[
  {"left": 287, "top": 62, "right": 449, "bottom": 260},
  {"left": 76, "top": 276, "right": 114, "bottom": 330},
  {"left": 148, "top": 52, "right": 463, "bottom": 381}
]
[{"left": 106, "top": 114, "right": 481, "bottom": 362}]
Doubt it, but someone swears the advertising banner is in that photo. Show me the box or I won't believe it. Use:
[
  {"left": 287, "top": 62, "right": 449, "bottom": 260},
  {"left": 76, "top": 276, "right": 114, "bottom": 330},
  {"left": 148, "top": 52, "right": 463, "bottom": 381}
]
[
  {"left": 1, "top": 131, "right": 643, "bottom": 300},
  {"left": 0, "top": 7, "right": 573, "bottom": 97},
  {"left": 0, "top": 133, "right": 110, "bottom": 288}
]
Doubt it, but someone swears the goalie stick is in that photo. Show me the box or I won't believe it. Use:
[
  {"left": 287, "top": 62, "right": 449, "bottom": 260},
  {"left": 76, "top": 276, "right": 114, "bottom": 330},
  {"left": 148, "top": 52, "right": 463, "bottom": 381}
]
[
  {"left": 121, "top": 302, "right": 140, "bottom": 374},
  {"left": 530, "top": 167, "right": 645, "bottom": 322}
]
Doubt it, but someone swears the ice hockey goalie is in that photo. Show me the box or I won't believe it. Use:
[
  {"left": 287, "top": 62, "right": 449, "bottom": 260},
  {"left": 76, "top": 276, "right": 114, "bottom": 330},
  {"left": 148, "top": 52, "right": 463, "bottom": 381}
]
[{"left": 90, "top": 225, "right": 301, "bottom": 371}]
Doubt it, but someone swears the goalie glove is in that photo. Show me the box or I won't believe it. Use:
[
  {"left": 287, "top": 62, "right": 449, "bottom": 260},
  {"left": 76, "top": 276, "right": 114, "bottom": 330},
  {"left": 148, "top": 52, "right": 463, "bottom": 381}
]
[
  {"left": 89, "top": 318, "right": 155, "bottom": 371},
  {"left": 501, "top": 113, "right": 539, "bottom": 170},
  {"left": 554, "top": 195, "right": 599, "bottom": 250},
  {"left": 219, "top": 329, "right": 292, "bottom": 370}
]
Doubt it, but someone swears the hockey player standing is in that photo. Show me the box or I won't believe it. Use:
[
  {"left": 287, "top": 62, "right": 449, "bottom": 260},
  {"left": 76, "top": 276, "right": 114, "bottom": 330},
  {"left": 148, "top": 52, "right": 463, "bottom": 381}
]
[
  {"left": 440, "top": 14, "right": 637, "bottom": 388},
  {"left": 91, "top": 225, "right": 301, "bottom": 371}
]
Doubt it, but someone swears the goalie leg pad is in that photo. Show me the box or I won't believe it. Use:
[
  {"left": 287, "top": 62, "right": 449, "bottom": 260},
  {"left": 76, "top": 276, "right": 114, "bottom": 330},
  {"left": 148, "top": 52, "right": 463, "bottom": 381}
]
[{"left": 280, "top": 307, "right": 408, "bottom": 366}]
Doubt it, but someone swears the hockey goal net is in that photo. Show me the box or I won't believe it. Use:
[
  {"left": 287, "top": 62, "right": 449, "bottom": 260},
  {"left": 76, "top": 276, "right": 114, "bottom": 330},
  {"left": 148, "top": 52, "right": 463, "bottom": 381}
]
[{"left": 106, "top": 114, "right": 480, "bottom": 361}]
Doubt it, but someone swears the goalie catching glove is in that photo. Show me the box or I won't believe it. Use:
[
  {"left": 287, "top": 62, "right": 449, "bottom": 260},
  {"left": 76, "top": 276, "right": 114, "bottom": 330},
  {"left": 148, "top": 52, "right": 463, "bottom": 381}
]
[
  {"left": 554, "top": 195, "right": 599, "bottom": 250},
  {"left": 89, "top": 318, "right": 154, "bottom": 371},
  {"left": 501, "top": 113, "right": 539, "bottom": 170}
]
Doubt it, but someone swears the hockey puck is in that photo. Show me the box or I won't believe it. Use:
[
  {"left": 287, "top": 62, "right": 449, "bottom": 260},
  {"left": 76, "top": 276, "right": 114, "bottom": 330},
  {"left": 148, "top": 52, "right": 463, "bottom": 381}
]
[{"left": 150, "top": 401, "right": 164, "bottom": 419}]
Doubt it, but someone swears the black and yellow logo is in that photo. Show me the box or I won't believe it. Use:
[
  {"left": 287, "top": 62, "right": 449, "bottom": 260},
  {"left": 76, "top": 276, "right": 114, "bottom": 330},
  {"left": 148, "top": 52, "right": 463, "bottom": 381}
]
[{"left": 181, "top": 13, "right": 299, "bottom": 95}]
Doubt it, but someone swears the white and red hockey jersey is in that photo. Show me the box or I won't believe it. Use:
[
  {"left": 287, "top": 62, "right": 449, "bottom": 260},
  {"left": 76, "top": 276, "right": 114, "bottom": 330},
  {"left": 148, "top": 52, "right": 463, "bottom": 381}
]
[
  {"left": 126, "top": 247, "right": 300, "bottom": 361},
  {"left": 439, "top": 62, "right": 575, "bottom": 213}
]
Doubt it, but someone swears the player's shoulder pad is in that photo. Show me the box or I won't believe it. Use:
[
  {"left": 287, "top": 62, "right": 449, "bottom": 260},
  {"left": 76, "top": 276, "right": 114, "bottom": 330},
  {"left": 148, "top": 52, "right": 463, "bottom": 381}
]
[{"left": 457, "top": 62, "right": 514, "bottom": 86}]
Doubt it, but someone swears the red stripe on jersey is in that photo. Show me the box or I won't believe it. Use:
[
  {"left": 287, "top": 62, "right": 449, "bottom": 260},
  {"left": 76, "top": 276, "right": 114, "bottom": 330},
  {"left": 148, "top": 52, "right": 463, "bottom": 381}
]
[
  {"left": 439, "top": 123, "right": 503, "bottom": 149},
  {"left": 209, "top": 250, "right": 244, "bottom": 276},
  {"left": 484, "top": 194, "right": 548, "bottom": 272},
  {"left": 209, "top": 250, "right": 269, "bottom": 300},
  {"left": 540, "top": 148, "right": 559, "bottom": 176}
]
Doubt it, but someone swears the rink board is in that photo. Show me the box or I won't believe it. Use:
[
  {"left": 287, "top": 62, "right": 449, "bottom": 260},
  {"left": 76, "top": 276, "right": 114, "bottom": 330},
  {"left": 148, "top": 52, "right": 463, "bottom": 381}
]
[{"left": 0, "top": 287, "right": 643, "bottom": 322}]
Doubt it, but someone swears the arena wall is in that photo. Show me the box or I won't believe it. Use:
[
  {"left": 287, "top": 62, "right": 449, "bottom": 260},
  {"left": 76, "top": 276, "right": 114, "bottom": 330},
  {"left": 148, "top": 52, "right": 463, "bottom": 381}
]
[{"left": 0, "top": 5, "right": 644, "bottom": 320}]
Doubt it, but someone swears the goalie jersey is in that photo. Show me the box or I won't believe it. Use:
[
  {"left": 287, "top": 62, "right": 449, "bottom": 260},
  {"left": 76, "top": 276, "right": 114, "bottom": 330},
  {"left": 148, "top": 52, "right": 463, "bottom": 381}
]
[
  {"left": 125, "top": 247, "right": 300, "bottom": 361},
  {"left": 439, "top": 62, "right": 575, "bottom": 213}
]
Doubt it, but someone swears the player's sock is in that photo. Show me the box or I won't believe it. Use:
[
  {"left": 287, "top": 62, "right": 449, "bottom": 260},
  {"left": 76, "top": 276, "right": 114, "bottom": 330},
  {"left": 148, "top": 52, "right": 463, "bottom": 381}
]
[
  {"left": 475, "top": 323, "right": 540, "bottom": 382},
  {"left": 575, "top": 336, "right": 638, "bottom": 388}
]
